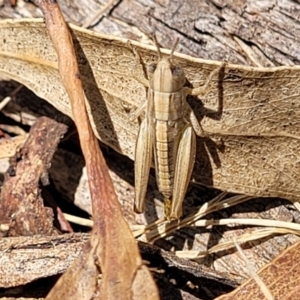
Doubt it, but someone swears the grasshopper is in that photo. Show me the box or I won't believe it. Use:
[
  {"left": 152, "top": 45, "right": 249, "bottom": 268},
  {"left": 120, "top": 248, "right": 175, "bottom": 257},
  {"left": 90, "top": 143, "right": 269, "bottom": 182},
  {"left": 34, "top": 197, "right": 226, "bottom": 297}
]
[{"left": 130, "top": 38, "right": 225, "bottom": 220}]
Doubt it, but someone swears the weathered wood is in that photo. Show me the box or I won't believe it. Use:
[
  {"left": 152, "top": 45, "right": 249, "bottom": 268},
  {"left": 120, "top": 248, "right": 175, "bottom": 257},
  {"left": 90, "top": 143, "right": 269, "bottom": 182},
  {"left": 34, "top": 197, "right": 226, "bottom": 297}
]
[
  {"left": 0, "top": 116, "right": 68, "bottom": 237},
  {"left": 0, "top": 233, "right": 89, "bottom": 288},
  {"left": 0, "top": 233, "right": 237, "bottom": 299},
  {"left": 2, "top": 0, "right": 299, "bottom": 66}
]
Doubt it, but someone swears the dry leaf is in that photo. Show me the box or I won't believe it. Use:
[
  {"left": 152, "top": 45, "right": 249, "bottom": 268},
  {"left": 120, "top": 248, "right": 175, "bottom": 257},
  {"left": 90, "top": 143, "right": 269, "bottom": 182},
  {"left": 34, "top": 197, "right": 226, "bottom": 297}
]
[
  {"left": 33, "top": 1, "right": 158, "bottom": 299},
  {"left": 215, "top": 239, "right": 300, "bottom": 300},
  {"left": 0, "top": 18, "right": 299, "bottom": 203}
]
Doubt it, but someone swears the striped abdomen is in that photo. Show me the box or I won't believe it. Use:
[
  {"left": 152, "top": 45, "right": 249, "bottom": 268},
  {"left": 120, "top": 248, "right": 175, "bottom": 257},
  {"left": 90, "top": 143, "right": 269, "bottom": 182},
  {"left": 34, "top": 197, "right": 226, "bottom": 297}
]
[{"left": 149, "top": 89, "right": 187, "bottom": 199}]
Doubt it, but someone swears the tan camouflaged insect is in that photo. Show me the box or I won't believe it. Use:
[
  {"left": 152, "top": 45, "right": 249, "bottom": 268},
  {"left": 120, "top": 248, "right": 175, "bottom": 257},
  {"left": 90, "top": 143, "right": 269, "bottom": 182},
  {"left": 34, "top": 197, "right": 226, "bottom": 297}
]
[{"left": 130, "top": 38, "right": 225, "bottom": 220}]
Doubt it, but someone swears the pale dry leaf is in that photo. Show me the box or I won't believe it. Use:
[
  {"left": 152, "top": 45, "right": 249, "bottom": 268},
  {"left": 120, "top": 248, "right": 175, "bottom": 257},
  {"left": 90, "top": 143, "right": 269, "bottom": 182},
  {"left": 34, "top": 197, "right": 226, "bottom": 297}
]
[
  {"left": 0, "top": 134, "right": 27, "bottom": 158},
  {"left": 0, "top": 19, "right": 300, "bottom": 203}
]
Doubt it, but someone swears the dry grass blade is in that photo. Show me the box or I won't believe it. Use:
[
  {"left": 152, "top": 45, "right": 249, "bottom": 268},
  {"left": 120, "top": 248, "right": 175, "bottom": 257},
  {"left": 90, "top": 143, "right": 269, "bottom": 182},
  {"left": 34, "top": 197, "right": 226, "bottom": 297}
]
[
  {"left": 176, "top": 227, "right": 300, "bottom": 260},
  {"left": 137, "top": 193, "right": 300, "bottom": 255},
  {"left": 234, "top": 238, "right": 274, "bottom": 300},
  {"left": 177, "top": 223, "right": 300, "bottom": 259},
  {"left": 137, "top": 193, "right": 252, "bottom": 242},
  {"left": 215, "top": 239, "right": 300, "bottom": 300},
  {"left": 0, "top": 84, "right": 23, "bottom": 110},
  {"left": 34, "top": 1, "right": 158, "bottom": 299},
  {"left": 64, "top": 213, "right": 300, "bottom": 259},
  {"left": 63, "top": 213, "right": 93, "bottom": 227}
]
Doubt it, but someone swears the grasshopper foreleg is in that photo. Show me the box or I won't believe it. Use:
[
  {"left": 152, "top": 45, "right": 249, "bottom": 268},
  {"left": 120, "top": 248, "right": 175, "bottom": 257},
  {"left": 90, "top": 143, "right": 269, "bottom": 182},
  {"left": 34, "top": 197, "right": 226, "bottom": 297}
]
[
  {"left": 184, "top": 61, "right": 227, "bottom": 137},
  {"left": 129, "top": 101, "right": 147, "bottom": 121},
  {"left": 186, "top": 61, "right": 227, "bottom": 97}
]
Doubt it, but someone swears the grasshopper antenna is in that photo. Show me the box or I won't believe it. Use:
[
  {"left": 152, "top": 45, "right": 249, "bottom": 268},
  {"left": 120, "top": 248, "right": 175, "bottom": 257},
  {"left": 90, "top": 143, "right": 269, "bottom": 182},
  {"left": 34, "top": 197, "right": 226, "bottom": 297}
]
[
  {"left": 152, "top": 34, "right": 162, "bottom": 59},
  {"left": 170, "top": 38, "right": 179, "bottom": 62}
]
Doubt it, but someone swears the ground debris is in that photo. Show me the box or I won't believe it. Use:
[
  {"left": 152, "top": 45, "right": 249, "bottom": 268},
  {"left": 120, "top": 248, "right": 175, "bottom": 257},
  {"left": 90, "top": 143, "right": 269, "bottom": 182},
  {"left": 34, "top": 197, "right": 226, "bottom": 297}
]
[{"left": 0, "top": 116, "right": 68, "bottom": 237}]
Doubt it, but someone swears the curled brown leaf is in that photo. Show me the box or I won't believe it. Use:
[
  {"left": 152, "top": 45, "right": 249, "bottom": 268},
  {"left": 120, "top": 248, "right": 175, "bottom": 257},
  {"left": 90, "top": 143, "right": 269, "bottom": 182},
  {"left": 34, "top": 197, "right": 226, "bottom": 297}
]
[{"left": 215, "top": 239, "right": 300, "bottom": 300}]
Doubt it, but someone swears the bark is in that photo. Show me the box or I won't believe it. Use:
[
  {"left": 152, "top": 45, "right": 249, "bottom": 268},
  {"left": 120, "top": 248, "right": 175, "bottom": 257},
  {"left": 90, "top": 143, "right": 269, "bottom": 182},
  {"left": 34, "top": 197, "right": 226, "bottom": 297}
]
[
  {"left": 1, "top": 0, "right": 298, "bottom": 67},
  {"left": 0, "top": 116, "right": 68, "bottom": 237}
]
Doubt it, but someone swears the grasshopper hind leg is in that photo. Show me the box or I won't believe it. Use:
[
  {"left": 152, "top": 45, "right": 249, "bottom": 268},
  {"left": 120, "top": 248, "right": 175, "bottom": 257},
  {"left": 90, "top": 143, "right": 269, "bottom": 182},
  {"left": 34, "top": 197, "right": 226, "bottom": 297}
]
[{"left": 168, "top": 125, "right": 196, "bottom": 220}]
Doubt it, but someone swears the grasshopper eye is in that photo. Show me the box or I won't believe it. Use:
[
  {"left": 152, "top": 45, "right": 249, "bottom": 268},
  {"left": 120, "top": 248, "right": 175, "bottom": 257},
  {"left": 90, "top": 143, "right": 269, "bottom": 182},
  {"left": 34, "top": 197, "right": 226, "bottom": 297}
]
[
  {"left": 171, "top": 65, "right": 184, "bottom": 78},
  {"left": 148, "top": 63, "right": 157, "bottom": 73}
]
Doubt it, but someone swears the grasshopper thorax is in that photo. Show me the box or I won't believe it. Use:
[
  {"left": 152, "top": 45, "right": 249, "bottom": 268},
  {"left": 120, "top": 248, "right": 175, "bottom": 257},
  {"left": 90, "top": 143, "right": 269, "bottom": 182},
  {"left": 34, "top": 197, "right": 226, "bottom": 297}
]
[
  {"left": 148, "top": 38, "right": 186, "bottom": 93},
  {"left": 148, "top": 59, "right": 186, "bottom": 93}
]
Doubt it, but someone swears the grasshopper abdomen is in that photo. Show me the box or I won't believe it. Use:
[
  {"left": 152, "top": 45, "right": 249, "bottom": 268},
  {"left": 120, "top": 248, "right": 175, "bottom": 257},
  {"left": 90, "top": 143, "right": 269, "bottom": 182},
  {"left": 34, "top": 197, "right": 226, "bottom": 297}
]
[{"left": 151, "top": 90, "right": 187, "bottom": 203}]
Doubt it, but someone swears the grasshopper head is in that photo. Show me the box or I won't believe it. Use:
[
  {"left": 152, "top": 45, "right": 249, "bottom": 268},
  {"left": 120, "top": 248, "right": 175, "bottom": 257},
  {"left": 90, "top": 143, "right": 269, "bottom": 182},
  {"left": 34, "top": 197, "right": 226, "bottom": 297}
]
[{"left": 148, "top": 38, "right": 186, "bottom": 93}]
